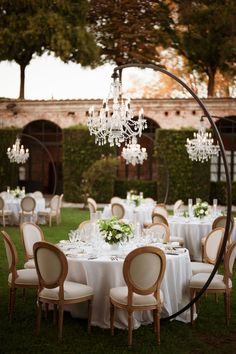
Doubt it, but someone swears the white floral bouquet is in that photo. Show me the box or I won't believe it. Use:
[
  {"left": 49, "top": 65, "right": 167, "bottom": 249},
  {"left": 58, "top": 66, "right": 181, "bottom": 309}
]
[
  {"left": 98, "top": 216, "right": 133, "bottom": 245},
  {"left": 193, "top": 200, "right": 209, "bottom": 218},
  {"left": 10, "top": 187, "right": 24, "bottom": 198}
]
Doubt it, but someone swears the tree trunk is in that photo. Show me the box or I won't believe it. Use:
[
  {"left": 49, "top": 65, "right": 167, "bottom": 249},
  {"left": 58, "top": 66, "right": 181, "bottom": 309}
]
[
  {"left": 19, "top": 63, "right": 26, "bottom": 99},
  {"left": 207, "top": 68, "right": 216, "bottom": 97}
]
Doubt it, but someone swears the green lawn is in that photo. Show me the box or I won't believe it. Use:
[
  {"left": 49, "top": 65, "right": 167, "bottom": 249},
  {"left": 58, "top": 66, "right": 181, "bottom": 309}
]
[{"left": 0, "top": 208, "right": 235, "bottom": 354}]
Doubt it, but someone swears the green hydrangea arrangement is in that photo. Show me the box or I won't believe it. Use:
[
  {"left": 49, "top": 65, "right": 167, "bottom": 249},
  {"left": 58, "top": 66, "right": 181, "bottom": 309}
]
[
  {"left": 193, "top": 200, "right": 209, "bottom": 218},
  {"left": 98, "top": 216, "right": 133, "bottom": 244}
]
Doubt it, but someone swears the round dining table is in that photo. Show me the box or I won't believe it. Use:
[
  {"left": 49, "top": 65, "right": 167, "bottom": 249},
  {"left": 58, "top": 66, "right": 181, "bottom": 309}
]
[
  {"left": 59, "top": 241, "right": 193, "bottom": 329},
  {"left": 168, "top": 215, "right": 236, "bottom": 261}
]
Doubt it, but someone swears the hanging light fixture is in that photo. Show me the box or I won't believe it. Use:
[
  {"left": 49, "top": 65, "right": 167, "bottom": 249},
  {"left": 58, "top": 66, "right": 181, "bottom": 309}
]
[
  {"left": 7, "top": 137, "right": 29, "bottom": 164},
  {"left": 87, "top": 72, "right": 147, "bottom": 147},
  {"left": 121, "top": 137, "right": 148, "bottom": 166},
  {"left": 185, "top": 117, "right": 220, "bottom": 162}
]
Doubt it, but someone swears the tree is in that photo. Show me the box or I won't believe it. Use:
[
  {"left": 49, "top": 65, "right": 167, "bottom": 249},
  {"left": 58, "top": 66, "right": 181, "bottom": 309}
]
[
  {"left": 0, "top": 0, "right": 99, "bottom": 99},
  {"left": 172, "top": 0, "right": 236, "bottom": 97},
  {"left": 89, "top": 0, "right": 173, "bottom": 66}
]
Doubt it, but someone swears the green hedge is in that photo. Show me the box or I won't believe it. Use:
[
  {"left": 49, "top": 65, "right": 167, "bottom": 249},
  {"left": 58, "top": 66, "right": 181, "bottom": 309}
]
[
  {"left": 0, "top": 128, "right": 20, "bottom": 190},
  {"left": 210, "top": 181, "right": 236, "bottom": 205},
  {"left": 114, "top": 179, "right": 157, "bottom": 199},
  {"left": 155, "top": 129, "right": 211, "bottom": 204},
  {"left": 62, "top": 126, "right": 115, "bottom": 202}
]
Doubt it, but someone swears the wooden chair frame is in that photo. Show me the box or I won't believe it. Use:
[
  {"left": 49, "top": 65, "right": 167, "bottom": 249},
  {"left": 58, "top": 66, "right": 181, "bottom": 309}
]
[
  {"left": 111, "top": 203, "right": 125, "bottom": 220},
  {"left": 1, "top": 230, "right": 38, "bottom": 320},
  {"left": 20, "top": 222, "right": 45, "bottom": 264},
  {"left": 152, "top": 212, "right": 169, "bottom": 226},
  {"left": 20, "top": 196, "right": 36, "bottom": 223},
  {"left": 147, "top": 222, "right": 170, "bottom": 243},
  {"left": 0, "top": 196, "right": 12, "bottom": 227},
  {"left": 190, "top": 240, "right": 236, "bottom": 326},
  {"left": 33, "top": 241, "right": 94, "bottom": 340},
  {"left": 110, "top": 246, "right": 166, "bottom": 346},
  {"left": 202, "top": 227, "right": 225, "bottom": 264},
  {"left": 87, "top": 197, "right": 97, "bottom": 214}
]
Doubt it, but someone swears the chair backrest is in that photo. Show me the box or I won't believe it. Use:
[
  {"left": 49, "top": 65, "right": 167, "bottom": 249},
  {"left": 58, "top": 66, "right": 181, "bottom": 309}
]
[
  {"left": 110, "top": 196, "right": 123, "bottom": 204},
  {"left": 144, "top": 197, "right": 155, "bottom": 204},
  {"left": 173, "top": 199, "right": 184, "bottom": 214},
  {"left": 152, "top": 213, "right": 169, "bottom": 226},
  {"left": 77, "top": 220, "right": 94, "bottom": 242},
  {"left": 123, "top": 246, "right": 166, "bottom": 304},
  {"left": 0, "top": 196, "right": 5, "bottom": 210},
  {"left": 59, "top": 194, "right": 64, "bottom": 207},
  {"left": 212, "top": 215, "right": 234, "bottom": 242},
  {"left": 0, "top": 230, "right": 18, "bottom": 279},
  {"left": 33, "top": 191, "right": 43, "bottom": 199},
  {"left": 50, "top": 195, "right": 60, "bottom": 212},
  {"left": 152, "top": 205, "right": 168, "bottom": 219},
  {"left": 223, "top": 240, "right": 236, "bottom": 286},
  {"left": 33, "top": 241, "right": 68, "bottom": 291},
  {"left": 87, "top": 197, "right": 97, "bottom": 213},
  {"left": 20, "top": 222, "right": 44, "bottom": 260},
  {"left": 204, "top": 227, "right": 225, "bottom": 264},
  {"left": 147, "top": 223, "right": 170, "bottom": 243},
  {"left": 111, "top": 203, "right": 125, "bottom": 220},
  {"left": 21, "top": 196, "right": 36, "bottom": 213}
]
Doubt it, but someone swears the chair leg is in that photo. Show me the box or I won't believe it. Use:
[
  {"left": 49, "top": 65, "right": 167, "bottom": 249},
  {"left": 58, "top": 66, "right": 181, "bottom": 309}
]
[
  {"left": 58, "top": 305, "right": 64, "bottom": 341},
  {"left": 127, "top": 311, "right": 133, "bottom": 347},
  {"left": 153, "top": 309, "right": 157, "bottom": 333},
  {"left": 9, "top": 288, "right": 16, "bottom": 321},
  {"left": 110, "top": 301, "right": 115, "bottom": 336},
  {"left": 190, "top": 289, "right": 195, "bottom": 325},
  {"left": 53, "top": 304, "right": 57, "bottom": 325},
  {"left": 36, "top": 300, "right": 42, "bottom": 335},
  {"left": 87, "top": 299, "right": 93, "bottom": 334},
  {"left": 156, "top": 309, "right": 161, "bottom": 345},
  {"left": 224, "top": 292, "right": 230, "bottom": 326}
]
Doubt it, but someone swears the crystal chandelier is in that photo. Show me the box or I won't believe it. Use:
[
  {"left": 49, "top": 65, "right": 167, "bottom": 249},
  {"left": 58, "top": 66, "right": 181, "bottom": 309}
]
[
  {"left": 87, "top": 73, "right": 147, "bottom": 147},
  {"left": 185, "top": 117, "right": 220, "bottom": 162},
  {"left": 121, "top": 137, "right": 148, "bottom": 166},
  {"left": 7, "top": 137, "right": 29, "bottom": 164}
]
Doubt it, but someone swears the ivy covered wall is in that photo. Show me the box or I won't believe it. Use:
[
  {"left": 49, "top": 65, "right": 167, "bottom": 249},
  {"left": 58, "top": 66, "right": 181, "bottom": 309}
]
[
  {"left": 0, "top": 129, "right": 20, "bottom": 190},
  {"left": 155, "top": 129, "right": 211, "bottom": 204}
]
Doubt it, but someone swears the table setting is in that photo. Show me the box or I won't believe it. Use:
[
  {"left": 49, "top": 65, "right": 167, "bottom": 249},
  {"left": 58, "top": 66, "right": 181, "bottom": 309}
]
[{"left": 57, "top": 216, "right": 193, "bottom": 328}]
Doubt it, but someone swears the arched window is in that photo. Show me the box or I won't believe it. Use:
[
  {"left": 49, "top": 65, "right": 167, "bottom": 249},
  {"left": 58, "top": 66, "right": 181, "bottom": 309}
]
[
  {"left": 117, "top": 117, "right": 159, "bottom": 180},
  {"left": 211, "top": 116, "right": 236, "bottom": 182}
]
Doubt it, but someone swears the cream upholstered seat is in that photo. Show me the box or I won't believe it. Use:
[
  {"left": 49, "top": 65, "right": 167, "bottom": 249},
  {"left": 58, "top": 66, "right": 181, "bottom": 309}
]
[
  {"left": 191, "top": 227, "right": 225, "bottom": 275},
  {"left": 110, "top": 246, "right": 166, "bottom": 346},
  {"left": 37, "top": 194, "right": 60, "bottom": 227},
  {"left": 152, "top": 204, "right": 168, "bottom": 219},
  {"left": 0, "top": 230, "right": 39, "bottom": 320},
  {"left": 77, "top": 220, "right": 95, "bottom": 242},
  {"left": 19, "top": 195, "right": 36, "bottom": 223},
  {"left": 173, "top": 199, "right": 184, "bottom": 215},
  {"left": 111, "top": 203, "right": 125, "bottom": 220},
  {"left": 146, "top": 223, "right": 170, "bottom": 243},
  {"left": 0, "top": 196, "right": 13, "bottom": 227},
  {"left": 20, "top": 222, "right": 45, "bottom": 269},
  {"left": 189, "top": 240, "right": 236, "bottom": 325},
  {"left": 33, "top": 241, "right": 94, "bottom": 340},
  {"left": 201, "top": 215, "right": 234, "bottom": 260}
]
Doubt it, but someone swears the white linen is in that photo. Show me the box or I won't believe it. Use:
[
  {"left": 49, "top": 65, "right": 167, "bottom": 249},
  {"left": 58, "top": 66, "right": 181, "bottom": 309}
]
[
  {"left": 102, "top": 200, "right": 154, "bottom": 226},
  {"left": 63, "top": 243, "right": 193, "bottom": 328},
  {"left": 168, "top": 215, "right": 236, "bottom": 261},
  {"left": 5, "top": 196, "right": 45, "bottom": 224}
]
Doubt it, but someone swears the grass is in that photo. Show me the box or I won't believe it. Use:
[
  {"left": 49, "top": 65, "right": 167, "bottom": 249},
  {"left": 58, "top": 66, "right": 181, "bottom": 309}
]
[{"left": 0, "top": 208, "right": 236, "bottom": 354}]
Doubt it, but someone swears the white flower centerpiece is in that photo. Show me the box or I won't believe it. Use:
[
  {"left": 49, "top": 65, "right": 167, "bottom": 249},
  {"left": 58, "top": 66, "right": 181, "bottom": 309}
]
[
  {"left": 10, "top": 186, "right": 25, "bottom": 198},
  {"left": 98, "top": 216, "right": 133, "bottom": 248},
  {"left": 193, "top": 200, "right": 209, "bottom": 218},
  {"left": 129, "top": 190, "right": 142, "bottom": 207}
]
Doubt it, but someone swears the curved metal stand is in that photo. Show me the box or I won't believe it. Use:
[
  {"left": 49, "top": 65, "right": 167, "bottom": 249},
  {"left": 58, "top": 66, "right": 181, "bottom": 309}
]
[
  {"left": 19, "top": 132, "right": 57, "bottom": 195},
  {"left": 113, "top": 63, "right": 232, "bottom": 321}
]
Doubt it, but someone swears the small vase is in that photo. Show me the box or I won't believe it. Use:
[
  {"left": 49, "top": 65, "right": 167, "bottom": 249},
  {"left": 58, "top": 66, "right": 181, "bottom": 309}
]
[{"left": 110, "top": 243, "right": 120, "bottom": 251}]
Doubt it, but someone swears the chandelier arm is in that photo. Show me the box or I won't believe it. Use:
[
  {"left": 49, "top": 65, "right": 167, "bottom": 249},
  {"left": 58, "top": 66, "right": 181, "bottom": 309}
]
[{"left": 112, "top": 63, "right": 232, "bottom": 322}]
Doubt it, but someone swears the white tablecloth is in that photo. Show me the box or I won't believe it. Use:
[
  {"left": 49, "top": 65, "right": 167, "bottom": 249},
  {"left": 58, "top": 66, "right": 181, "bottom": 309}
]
[
  {"left": 63, "top": 244, "right": 192, "bottom": 328},
  {"left": 168, "top": 215, "right": 236, "bottom": 261},
  {"left": 5, "top": 196, "right": 45, "bottom": 224},
  {"left": 102, "top": 200, "right": 154, "bottom": 226}
]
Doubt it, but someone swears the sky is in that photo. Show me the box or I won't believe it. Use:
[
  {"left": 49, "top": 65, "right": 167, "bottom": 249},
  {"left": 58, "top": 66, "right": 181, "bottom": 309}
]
[{"left": 0, "top": 54, "right": 117, "bottom": 100}]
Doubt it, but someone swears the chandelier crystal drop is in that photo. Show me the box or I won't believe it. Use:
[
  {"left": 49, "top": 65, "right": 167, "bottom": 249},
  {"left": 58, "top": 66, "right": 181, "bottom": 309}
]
[
  {"left": 185, "top": 118, "right": 220, "bottom": 163},
  {"left": 7, "top": 137, "right": 29, "bottom": 164},
  {"left": 121, "top": 137, "right": 148, "bottom": 166},
  {"left": 87, "top": 75, "right": 147, "bottom": 147}
]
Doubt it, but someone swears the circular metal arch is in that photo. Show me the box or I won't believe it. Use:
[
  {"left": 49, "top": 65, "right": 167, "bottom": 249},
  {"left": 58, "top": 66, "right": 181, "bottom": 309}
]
[{"left": 113, "top": 63, "right": 232, "bottom": 321}]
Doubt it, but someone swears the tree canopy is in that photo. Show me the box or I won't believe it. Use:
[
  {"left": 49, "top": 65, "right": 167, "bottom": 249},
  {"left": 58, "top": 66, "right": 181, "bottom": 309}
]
[
  {"left": 0, "top": 0, "right": 99, "bottom": 98},
  {"left": 172, "top": 0, "right": 236, "bottom": 97},
  {"left": 89, "top": 0, "right": 173, "bottom": 66}
]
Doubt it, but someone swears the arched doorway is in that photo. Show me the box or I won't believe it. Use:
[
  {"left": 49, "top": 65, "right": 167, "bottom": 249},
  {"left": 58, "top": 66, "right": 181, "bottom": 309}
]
[
  {"left": 20, "top": 120, "right": 62, "bottom": 194},
  {"left": 117, "top": 117, "right": 159, "bottom": 180}
]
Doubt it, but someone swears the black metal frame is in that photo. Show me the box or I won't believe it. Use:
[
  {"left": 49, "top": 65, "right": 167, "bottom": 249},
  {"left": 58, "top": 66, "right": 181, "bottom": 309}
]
[{"left": 112, "top": 63, "right": 232, "bottom": 321}]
